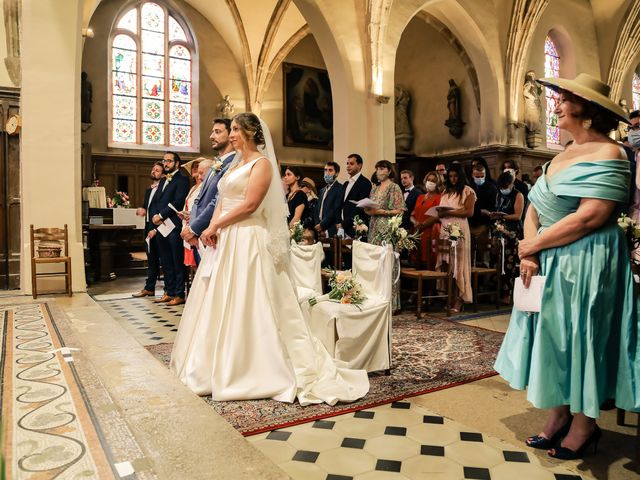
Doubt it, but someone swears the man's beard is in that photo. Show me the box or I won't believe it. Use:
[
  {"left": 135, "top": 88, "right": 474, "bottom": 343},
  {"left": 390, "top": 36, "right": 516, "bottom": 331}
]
[{"left": 213, "top": 140, "right": 229, "bottom": 152}]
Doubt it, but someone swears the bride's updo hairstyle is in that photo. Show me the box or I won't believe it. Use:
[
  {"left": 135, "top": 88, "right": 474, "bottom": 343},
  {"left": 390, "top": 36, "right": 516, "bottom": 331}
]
[{"left": 233, "top": 112, "right": 266, "bottom": 147}]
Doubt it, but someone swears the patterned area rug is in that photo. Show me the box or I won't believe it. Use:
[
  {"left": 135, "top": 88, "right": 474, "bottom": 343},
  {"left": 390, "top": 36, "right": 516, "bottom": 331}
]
[{"left": 146, "top": 314, "right": 504, "bottom": 436}]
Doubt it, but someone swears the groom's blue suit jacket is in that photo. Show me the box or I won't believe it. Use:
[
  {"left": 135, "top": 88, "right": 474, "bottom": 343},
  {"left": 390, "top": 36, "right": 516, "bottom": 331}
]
[{"left": 190, "top": 153, "right": 236, "bottom": 236}]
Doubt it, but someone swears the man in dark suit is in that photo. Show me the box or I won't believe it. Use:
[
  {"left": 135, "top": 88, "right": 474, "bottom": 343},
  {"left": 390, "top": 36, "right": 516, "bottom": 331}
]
[
  {"left": 400, "top": 169, "right": 422, "bottom": 230},
  {"left": 314, "top": 161, "right": 343, "bottom": 237},
  {"left": 151, "top": 151, "right": 190, "bottom": 305},
  {"left": 132, "top": 161, "right": 164, "bottom": 297},
  {"left": 181, "top": 119, "right": 236, "bottom": 261},
  {"left": 336, "top": 153, "right": 372, "bottom": 238}
]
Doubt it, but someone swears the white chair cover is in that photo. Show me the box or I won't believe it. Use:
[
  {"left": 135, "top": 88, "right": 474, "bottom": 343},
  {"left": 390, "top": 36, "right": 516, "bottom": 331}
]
[
  {"left": 289, "top": 242, "right": 324, "bottom": 303},
  {"left": 308, "top": 240, "right": 394, "bottom": 372}
]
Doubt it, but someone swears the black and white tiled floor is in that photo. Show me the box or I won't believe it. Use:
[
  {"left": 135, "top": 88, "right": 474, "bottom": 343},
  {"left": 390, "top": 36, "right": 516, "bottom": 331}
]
[
  {"left": 97, "top": 297, "right": 183, "bottom": 345},
  {"left": 249, "top": 400, "right": 589, "bottom": 480}
]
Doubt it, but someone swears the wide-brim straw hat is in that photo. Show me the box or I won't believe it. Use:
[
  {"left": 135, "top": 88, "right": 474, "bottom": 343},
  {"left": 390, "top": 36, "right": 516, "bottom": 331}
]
[
  {"left": 538, "top": 73, "right": 630, "bottom": 124},
  {"left": 181, "top": 158, "right": 202, "bottom": 172},
  {"left": 300, "top": 177, "right": 317, "bottom": 196}
]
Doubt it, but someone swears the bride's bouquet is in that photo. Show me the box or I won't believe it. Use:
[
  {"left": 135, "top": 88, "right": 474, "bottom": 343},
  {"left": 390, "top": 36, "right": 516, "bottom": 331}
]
[
  {"left": 308, "top": 269, "right": 366, "bottom": 307},
  {"left": 372, "top": 214, "right": 419, "bottom": 252},
  {"left": 289, "top": 221, "right": 304, "bottom": 244}
]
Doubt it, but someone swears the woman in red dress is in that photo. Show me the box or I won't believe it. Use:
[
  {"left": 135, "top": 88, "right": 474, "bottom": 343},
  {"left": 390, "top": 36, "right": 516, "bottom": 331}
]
[{"left": 410, "top": 171, "right": 444, "bottom": 269}]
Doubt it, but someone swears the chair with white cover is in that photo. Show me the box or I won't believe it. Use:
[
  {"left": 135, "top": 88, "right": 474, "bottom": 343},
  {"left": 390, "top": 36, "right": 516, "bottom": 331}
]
[
  {"left": 289, "top": 242, "right": 324, "bottom": 304},
  {"left": 308, "top": 240, "right": 395, "bottom": 373}
]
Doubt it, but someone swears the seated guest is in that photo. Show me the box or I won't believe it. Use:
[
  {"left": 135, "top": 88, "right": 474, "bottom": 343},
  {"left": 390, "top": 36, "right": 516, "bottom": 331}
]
[
  {"left": 400, "top": 169, "right": 422, "bottom": 230},
  {"left": 469, "top": 164, "right": 498, "bottom": 265},
  {"left": 283, "top": 166, "right": 307, "bottom": 227},
  {"left": 492, "top": 172, "right": 524, "bottom": 304},
  {"left": 314, "top": 161, "right": 343, "bottom": 237},
  {"left": 364, "top": 160, "right": 406, "bottom": 311},
  {"left": 410, "top": 171, "right": 443, "bottom": 269},
  {"left": 336, "top": 153, "right": 372, "bottom": 238}
]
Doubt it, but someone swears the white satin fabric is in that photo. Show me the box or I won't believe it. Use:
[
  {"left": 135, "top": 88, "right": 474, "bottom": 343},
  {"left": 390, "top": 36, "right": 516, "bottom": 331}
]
[
  {"left": 170, "top": 158, "right": 369, "bottom": 405},
  {"left": 308, "top": 241, "right": 394, "bottom": 372},
  {"left": 289, "top": 242, "right": 324, "bottom": 303}
]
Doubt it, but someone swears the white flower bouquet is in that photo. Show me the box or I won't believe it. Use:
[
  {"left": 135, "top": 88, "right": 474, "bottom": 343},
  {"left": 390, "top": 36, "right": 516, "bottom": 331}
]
[
  {"left": 492, "top": 219, "right": 517, "bottom": 239},
  {"left": 442, "top": 222, "right": 464, "bottom": 242},
  {"left": 309, "top": 268, "right": 367, "bottom": 307},
  {"left": 372, "top": 214, "right": 420, "bottom": 252},
  {"left": 618, "top": 213, "right": 640, "bottom": 250}
]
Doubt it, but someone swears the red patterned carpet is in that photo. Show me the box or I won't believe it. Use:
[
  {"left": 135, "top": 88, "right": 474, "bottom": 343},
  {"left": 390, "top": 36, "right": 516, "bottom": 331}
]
[{"left": 146, "top": 314, "right": 504, "bottom": 436}]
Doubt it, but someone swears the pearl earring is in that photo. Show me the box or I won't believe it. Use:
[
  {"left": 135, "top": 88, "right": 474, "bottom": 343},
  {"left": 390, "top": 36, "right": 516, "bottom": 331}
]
[{"left": 582, "top": 119, "right": 592, "bottom": 130}]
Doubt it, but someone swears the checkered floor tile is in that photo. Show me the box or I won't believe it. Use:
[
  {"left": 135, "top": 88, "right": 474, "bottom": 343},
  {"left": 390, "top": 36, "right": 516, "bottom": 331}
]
[
  {"left": 249, "top": 399, "right": 590, "bottom": 480},
  {"left": 97, "top": 297, "right": 183, "bottom": 345}
]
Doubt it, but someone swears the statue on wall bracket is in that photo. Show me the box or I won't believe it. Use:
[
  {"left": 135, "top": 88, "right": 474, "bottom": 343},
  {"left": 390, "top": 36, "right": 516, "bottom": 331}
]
[
  {"left": 523, "top": 70, "right": 543, "bottom": 148},
  {"left": 444, "top": 79, "right": 464, "bottom": 138},
  {"left": 217, "top": 95, "right": 235, "bottom": 119},
  {"left": 394, "top": 85, "right": 414, "bottom": 152},
  {"left": 615, "top": 98, "right": 630, "bottom": 141}
]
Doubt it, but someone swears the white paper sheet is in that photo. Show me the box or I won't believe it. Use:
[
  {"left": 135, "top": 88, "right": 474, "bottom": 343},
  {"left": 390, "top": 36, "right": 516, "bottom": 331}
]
[
  {"left": 352, "top": 198, "right": 380, "bottom": 209},
  {"left": 513, "top": 275, "right": 546, "bottom": 313},
  {"left": 157, "top": 218, "right": 175, "bottom": 237}
]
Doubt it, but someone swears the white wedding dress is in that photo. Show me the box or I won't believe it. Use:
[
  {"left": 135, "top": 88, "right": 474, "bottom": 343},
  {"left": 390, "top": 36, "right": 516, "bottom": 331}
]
[{"left": 170, "top": 157, "right": 370, "bottom": 405}]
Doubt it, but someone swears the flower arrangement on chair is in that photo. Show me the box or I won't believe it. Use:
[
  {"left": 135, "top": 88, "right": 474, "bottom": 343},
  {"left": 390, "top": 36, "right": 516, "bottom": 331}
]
[
  {"left": 289, "top": 221, "right": 304, "bottom": 244},
  {"left": 107, "top": 191, "right": 130, "bottom": 208},
  {"left": 492, "top": 219, "right": 517, "bottom": 239},
  {"left": 308, "top": 269, "right": 367, "bottom": 307},
  {"left": 442, "top": 222, "right": 464, "bottom": 244},
  {"left": 372, "top": 214, "right": 420, "bottom": 252},
  {"left": 353, "top": 215, "right": 369, "bottom": 240},
  {"left": 618, "top": 213, "right": 640, "bottom": 271}
]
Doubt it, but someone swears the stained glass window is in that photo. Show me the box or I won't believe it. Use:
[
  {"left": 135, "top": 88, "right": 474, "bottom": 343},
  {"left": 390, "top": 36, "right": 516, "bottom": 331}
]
[
  {"left": 544, "top": 36, "right": 561, "bottom": 146},
  {"left": 633, "top": 72, "right": 640, "bottom": 111},
  {"left": 110, "top": 2, "right": 195, "bottom": 148}
]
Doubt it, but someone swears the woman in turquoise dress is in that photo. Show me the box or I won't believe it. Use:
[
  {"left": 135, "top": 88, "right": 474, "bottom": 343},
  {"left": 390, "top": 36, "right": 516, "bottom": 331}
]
[{"left": 494, "top": 74, "right": 640, "bottom": 460}]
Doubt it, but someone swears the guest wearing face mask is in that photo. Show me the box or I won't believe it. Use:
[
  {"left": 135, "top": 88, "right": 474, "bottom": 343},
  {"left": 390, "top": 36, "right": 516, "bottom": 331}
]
[
  {"left": 626, "top": 110, "right": 640, "bottom": 222},
  {"left": 491, "top": 172, "right": 524, "bottom": 304},
  {"left": 314, "top": 162, "right": 343, "bottom": 238},
  {"left": 500, "top": 159, "right": 529, "bottom": 205},
  {"left": 471, "top": 156, "right": 496, "bottom": 185},
  {"left": 410, "top": 171, "right": 444, "bottom": 269},
  {"left": 469, "top": 163, "right": 498, "bottom": 266}
]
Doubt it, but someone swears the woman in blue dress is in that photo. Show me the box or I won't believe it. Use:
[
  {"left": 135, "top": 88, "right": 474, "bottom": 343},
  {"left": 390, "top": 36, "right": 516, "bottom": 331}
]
[{"left": 495, "top": 74, "right": 639, "bottom": 460}]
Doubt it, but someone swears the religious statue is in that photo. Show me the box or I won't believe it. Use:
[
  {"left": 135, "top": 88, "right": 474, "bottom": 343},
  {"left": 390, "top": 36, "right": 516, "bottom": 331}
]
[
  {"left": 394, "top": 85, "right": 413, "bottom": 152},
  {"left": 616, "top": 98, "right": 631, "bottom": 141},
  {"left": 217, "top": 95, "right": 234, "bottom": 119},
  {"left": 81, "top": 71, "right": 93, "bottom": 124},
  {"left": 444, "top": 79, "right": 464, "bottom": 138},
  {"left": 523, "top": 70, "right": 543, "bottom": 148}
]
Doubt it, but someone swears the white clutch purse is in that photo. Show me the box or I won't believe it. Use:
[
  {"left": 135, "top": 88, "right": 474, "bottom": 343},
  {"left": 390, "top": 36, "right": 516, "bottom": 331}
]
[{"left": 513, "top": 275, "right": 546, "bottom": 313}]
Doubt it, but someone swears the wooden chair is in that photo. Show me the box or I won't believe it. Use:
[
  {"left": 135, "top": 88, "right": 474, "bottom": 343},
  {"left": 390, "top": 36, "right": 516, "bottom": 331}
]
[
  {"left": 400, "top": 238, "right": 453, "bottom": 318},
  {"left": 616, "top": 409, "right": 640, "bottom": 473},
  {"left": 471, "top": 234, "right": 502, "bottom": 311},
  {"left": 337, "top": 237, "right": 354, "bottom": 270},
  {"left": 321, "top": 236, "right": 340, "bottom": 269},
  {"left": 30, "top": 224, "right": 72, "bottom": 299}
]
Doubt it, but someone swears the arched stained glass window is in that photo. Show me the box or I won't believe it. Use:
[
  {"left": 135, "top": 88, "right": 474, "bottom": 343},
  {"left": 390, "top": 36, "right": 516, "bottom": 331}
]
[
  {"left": 633, "top": 72, "right": 640, "bottom": 111},
  {"left": 544, "top": 36, "right": 560, "bottom": 146},
  {"left": 111, "top": 2, "right": 196, "bottom": 149}
]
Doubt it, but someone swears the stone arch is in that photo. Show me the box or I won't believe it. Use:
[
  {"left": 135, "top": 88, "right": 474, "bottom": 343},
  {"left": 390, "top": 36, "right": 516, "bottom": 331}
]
[
  {"left": 546, "top": 26, "right": 576, "bottom": 79},
  {"left": 383, "top": 0, "right": 506, "bottom": 145}
]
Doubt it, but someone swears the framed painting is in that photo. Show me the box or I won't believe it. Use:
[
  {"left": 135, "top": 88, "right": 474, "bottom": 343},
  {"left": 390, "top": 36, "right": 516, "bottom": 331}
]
[{"left": 283, "top": 62, "right": 333, "bottom": 150}]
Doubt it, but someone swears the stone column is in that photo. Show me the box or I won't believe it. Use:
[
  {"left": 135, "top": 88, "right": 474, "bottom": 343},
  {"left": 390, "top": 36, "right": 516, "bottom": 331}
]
[{"left": 20, "top": 0, "right": 86, "bottom": 293}]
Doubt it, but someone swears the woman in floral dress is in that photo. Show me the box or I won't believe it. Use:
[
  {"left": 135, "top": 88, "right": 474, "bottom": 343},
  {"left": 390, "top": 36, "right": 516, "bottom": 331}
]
[
  {"left": 365, "top": 160, "right": 406, "bottom": 310},
  {"left": 436, "top": 163, "right": 476, "bottom": 312}
]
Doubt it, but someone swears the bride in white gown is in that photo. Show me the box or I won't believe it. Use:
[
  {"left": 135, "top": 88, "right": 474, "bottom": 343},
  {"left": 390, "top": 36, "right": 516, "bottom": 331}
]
[{"left": 170, "top": 113, "right": 369, "bottom": 405}]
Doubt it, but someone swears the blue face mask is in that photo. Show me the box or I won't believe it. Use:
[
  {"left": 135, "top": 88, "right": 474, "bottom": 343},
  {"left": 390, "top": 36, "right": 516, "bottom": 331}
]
[
  {"left": 324, "top": 174, "right": 335, "bottom": 184},
  {"left": 500, "top": 187, "right": 513, "bottom": 196},
  {"left": 628, "top": 129, "right": 640, "bottom": 149},
  {"left": 474, "top": 177, "right": 485, "bottom": 186}
]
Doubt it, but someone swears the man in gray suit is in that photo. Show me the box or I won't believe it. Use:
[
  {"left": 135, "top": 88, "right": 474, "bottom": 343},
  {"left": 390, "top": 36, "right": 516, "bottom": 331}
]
[{"left": 181, "top": 118, "right": 236, "bottom": 260}]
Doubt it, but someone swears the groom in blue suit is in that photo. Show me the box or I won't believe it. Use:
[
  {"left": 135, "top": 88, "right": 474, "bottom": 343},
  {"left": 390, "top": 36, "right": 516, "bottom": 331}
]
[{"left": 181, "top": 118, "right": 236, "bottom": 258}]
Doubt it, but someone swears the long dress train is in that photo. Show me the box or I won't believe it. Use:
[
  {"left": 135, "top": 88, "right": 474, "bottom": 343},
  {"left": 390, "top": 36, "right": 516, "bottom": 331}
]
[{"left": 170, "top": 157, "right": 370, "bottom": 406}]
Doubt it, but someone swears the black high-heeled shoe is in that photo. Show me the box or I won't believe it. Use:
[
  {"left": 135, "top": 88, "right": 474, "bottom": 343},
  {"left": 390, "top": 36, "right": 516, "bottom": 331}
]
[
  {"left": 525, "top": 417, "right": 573, "bottom": 449},
  {"left": 547, "top": 425, "right": 602, "bottom": 460}
]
